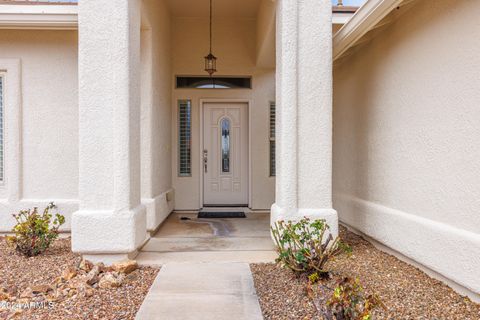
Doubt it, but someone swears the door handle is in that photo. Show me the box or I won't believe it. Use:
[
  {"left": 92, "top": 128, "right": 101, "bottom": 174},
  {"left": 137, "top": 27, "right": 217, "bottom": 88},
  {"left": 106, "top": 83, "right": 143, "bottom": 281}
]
[{"left": 203, "top": 150, "right": 208, "bottom": 173}]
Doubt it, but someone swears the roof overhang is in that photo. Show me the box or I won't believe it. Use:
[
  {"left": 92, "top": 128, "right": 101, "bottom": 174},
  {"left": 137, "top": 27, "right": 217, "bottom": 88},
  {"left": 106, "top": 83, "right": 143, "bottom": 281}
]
[
  {"left": 333, "top": 0, "right": 416, "bottom": 61},
  {"left": 333, "top": 5, "right": 358, "bottom": 25},
  {"left": 0, "top": 3, "right": 357, "bottom": 31},
  {"left": 0, "top": 4, "right": 77, "bottom": 30},
  {"left": 333, "top": 11, "right": 356, "bottom": 25}
]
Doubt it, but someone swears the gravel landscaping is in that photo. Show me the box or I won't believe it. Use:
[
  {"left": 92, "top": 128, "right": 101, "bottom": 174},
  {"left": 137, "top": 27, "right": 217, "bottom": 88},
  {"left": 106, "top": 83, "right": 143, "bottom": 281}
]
[
  {"left": 251, "top": 226, "right": 480, "bottom": 320},
  {"left": 0, "top": 236, "right": 159, "bottom": 320}
]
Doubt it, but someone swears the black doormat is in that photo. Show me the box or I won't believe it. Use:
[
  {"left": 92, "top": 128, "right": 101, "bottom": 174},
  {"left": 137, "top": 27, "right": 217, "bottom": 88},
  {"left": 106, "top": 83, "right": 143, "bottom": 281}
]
[{"left": 198, "top": 211, "right": 246, "bottom": 219}]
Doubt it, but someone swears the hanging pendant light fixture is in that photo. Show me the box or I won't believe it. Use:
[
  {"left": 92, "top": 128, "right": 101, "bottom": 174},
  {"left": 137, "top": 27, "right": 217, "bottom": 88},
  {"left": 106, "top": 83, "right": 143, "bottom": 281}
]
[{"left": 204, "top": 0, "right": 217, "bottom": 76}]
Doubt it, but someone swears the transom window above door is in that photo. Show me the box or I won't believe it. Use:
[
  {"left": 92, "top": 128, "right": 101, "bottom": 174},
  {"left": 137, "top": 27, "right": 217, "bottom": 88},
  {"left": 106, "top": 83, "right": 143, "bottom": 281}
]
[{"left": 176, "top": 76, "right": 252, "bottom": 89}]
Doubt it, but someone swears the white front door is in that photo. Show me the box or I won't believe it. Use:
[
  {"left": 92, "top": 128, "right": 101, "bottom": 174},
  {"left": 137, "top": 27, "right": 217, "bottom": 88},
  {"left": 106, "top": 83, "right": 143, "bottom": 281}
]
[{"left": 203, "top": 102, "right": 249, "bottom": 206}]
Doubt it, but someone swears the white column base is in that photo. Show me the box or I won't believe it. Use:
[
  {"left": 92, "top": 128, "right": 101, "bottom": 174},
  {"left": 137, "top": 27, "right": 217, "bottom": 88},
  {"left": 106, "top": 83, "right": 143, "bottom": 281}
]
[
  {"left": 142, "top": 189, "right": 174, "bottom": 233},
  {"left": 271, "top": 203, "right": 338, "bottom": 238},
  {"left": 72, "top": 205, "right": 147, "bottom": 256},
  {"left": 83, "top": 252, "right": 138, "bottom": 265}
]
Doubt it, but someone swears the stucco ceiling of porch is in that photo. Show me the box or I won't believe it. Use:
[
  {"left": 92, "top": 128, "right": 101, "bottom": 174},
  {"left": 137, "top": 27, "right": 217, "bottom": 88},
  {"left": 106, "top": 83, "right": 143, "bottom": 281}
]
[{"left": 166, "top": 0, "right": 261, "bottom": 18}]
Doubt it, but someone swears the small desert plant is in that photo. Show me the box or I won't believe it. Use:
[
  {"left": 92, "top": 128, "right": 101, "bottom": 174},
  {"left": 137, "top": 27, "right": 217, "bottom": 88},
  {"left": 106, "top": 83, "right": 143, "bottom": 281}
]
[
  {"left": 327, "top": 277, "right": 384, "bottom": 320},
  {"left": 271, "top": 218, "right": 351, "bottom": 274},
  {"left": 6, "top": 202, "right": 65, "bottom": 257}
]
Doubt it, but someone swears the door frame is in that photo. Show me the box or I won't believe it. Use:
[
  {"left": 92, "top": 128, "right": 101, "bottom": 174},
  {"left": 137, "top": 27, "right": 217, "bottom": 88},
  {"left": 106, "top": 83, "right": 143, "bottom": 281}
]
[{"left": 199, "top": 99, "right": 252, "bottom": 209}]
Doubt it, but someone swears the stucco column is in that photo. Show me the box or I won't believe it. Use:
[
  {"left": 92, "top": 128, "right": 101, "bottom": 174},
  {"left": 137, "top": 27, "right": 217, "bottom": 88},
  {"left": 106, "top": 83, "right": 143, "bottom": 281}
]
[
  {"left": 72, "top": 0, "right": 147, "bottom": 263},
  {"left": 272, "top": 0, "right": 338, "bottom": 236}
]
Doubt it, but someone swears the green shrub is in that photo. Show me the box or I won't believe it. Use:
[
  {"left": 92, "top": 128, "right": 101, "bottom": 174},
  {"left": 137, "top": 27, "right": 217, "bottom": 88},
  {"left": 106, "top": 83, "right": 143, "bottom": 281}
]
[
  {"left": 6, "top": 202, "right": 65, "bottom": 257},
  {"left": 327, "top": 277, "right": 383, "bottom": 320},
  {"left": 271, "top": 218, "right": 351, "bottom": 274}
]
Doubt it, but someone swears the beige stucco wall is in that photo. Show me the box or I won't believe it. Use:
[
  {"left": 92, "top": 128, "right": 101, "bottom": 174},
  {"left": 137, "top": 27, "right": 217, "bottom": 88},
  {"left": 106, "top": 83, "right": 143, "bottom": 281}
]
[
  {"left": 171, "top": 17, "right": 275, "bottom": 210},
  {"left": 0, "top": 30, "right": 78, "bottom": 199},
  {"left": 333, "top": 0, "right": 480, "bottom": 294},
  {"left": 0, "top": 30, "right": 78, "bottom": 231}
]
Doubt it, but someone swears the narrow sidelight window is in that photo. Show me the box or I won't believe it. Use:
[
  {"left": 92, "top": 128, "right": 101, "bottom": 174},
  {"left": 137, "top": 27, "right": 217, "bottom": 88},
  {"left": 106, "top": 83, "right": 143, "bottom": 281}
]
[
  {"left": 221, "top": 118, "right": 231, "bottom": 173},
  {"left": 0, "top": 75, "right": 4, "bottom": 182},
  {"left": 178, "top": 100, "right": 192, "bottom": 177},
  {"left": 269, "top": 102, "right": 276, "bottom": 177}
]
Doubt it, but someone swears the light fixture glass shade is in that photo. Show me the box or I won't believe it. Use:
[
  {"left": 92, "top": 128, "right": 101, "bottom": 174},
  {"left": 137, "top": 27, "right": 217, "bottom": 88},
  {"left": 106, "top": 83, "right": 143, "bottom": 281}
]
[{"left": 204, "top": 53, "right": 217, "bottom": 76}]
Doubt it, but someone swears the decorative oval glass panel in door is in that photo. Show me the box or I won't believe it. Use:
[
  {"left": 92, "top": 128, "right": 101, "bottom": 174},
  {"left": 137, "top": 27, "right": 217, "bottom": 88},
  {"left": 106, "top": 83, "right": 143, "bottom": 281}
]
[{"left": 221, "top": 118, "right": 231, "bottom": 173}]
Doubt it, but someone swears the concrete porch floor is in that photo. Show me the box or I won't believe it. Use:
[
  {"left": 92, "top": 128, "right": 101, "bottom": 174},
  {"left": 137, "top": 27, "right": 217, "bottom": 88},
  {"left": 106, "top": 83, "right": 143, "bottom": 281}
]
[{"left": 136, "top": 211, "right": 277, "bottom": 265}]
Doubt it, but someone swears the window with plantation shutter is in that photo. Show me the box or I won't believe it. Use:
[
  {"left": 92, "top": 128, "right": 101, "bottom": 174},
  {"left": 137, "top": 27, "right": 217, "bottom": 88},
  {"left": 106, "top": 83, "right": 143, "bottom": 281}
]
[
  {"left": 269, "top": 101, "right": 276, "bottom": 177},
  {"left": 178, "top": 100, "right": 192, "bottom": 177}
]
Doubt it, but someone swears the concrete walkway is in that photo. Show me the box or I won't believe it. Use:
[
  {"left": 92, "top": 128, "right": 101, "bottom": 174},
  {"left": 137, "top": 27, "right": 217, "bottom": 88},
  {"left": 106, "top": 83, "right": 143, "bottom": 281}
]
[
  {"left": 136, "top": 212, "right": 276, "bottom": 265},
  {"left": 135, "top": 262, "right": 264, "bottom": 320}
]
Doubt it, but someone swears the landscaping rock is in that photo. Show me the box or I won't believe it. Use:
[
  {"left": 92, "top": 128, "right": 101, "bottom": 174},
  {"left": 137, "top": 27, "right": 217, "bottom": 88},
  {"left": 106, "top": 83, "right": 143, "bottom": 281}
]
[
  {"left": 31, "top": 284, "right": 53, "bottom": 295},
  {"left": 6, "top": 286, "right": 18, "bottom": 297},
  {"left": 0, "top": 287, "right": 11, "bottom": 301},
  {"left": 0, "top": 238, "right": 159, "bottom": 319},
  {"left": 84, "top": 288, "right": 95, "bottom": 298},
  {"left": 79, "top": 259, "right": 94, "bottom": 272},
  {"left": 68, "top": 277, "right": 89, "bottom": 292},
  {"left": 98, "top": 273, "right": 124, "bottom": 289},
  {"left": 97, "top": 262, "right": 108, "bottom": 273},
  {"left": 125, "top": 272, "right": 139, "bottom": 282},
  {"left": 53, "top": 276, "right": 64, "bottom": 285},
  {"left": 85, "top": 265, "right": 101, "bottom": 285},
  {"left": 91, "top": 264, "right": 101, "bottom": 276},
  {"left": 98, "top": 273, "right": 116, "bottom": 289},
  {"left": 85, "top": 274, "right": 100, "bottom": 286},
  {"left": 112, "top": 260, "right": 138, "bottom": 274},
  {"left": 19, "top": 287, "right": 33, "bottom": 299},
  {"left": 61, "top": 266, "right": 77, "bottom": 280}
]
